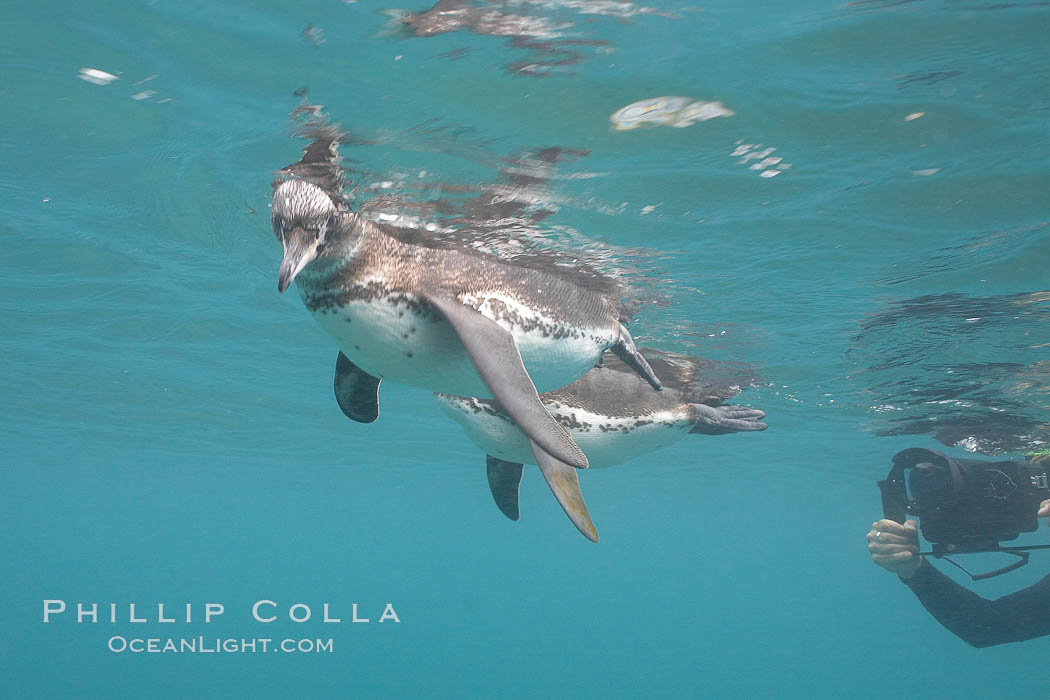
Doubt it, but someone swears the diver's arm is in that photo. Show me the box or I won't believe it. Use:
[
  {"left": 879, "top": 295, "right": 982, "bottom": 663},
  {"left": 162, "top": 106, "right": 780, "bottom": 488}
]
[
  {"left": 902, "top": 563, "right": 1050, "bottom": 647},
  {"left": 870, "top": 500, "right": 1050, "bottom": 648}
]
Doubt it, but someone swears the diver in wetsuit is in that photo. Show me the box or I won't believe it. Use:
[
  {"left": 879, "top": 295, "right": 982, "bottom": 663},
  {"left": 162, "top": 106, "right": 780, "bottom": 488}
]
[{"left": 868, "top": 454, "right": 1050, "bottom": 647}]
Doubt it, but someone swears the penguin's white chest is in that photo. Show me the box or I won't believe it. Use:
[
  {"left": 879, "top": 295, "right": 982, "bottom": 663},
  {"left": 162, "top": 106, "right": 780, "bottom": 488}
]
[{"left": 304, "top": 285, "right": 614, "bottom": 397}]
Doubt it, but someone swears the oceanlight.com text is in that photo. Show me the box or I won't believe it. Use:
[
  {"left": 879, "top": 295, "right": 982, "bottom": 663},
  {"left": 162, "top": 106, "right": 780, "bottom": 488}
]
[{"left": 107, "top": 636, "right": 334, "bottom": 654}]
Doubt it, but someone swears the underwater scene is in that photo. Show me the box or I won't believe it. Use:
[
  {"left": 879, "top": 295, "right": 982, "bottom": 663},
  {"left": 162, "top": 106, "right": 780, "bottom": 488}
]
[{"left": 4, "top": 0, "right": 1050, "bottom": 697}]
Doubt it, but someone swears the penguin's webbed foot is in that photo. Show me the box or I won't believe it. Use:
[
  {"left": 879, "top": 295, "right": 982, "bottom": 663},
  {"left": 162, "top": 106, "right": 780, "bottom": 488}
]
[{"left": 689, "top": 404, "right": 767, "bottom": 435}]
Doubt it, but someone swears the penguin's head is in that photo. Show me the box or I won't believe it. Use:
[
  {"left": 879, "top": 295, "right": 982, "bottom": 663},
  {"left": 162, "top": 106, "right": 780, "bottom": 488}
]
[{"left": 272, "top": 179, "right": 337, "bottom": 293}]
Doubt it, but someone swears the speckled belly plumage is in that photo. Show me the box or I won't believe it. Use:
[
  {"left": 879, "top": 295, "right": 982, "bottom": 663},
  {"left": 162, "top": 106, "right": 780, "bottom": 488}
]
[
  {"left": 303, "top": 282, "right": 615, "bottom": 398},
  {"left": 436, "top": 394, "right": 694, "bottom": 467}
]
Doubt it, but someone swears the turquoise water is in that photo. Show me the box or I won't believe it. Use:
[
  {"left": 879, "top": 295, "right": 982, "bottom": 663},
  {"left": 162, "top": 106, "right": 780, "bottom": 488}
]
[{"left": 4, "top": 0, "right": 1050, "bottom": 697}]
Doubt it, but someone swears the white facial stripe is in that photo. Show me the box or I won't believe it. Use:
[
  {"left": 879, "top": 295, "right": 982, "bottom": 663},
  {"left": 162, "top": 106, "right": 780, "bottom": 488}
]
[{"left": 317, "top": 216, "right": 328, "bottom": 246}]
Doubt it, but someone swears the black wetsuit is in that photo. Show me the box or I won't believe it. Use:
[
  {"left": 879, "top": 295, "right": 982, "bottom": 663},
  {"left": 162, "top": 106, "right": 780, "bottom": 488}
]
[{"left": 903, "top": 561, "right": 1050, "bottom": 647}]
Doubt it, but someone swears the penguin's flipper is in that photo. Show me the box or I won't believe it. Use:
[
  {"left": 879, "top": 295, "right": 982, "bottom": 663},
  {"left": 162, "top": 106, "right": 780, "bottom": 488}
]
[
  {"left": 689, "top": 403, "right": 767, "bottom": 435},
  {"left": 612, "top": 324, "right": 662, "bottom": 391},
  {"left": 334, "top": 351, "right": 381, "bottom": 423},
  {"left": 530, "top": 440, "right": 599, "bottom": 543},
  {"left": 427, "top": 295, "right": 589, "bottom": 469},
  {"left": 486, "top": 456, "right": 524, "bottom": 521}
]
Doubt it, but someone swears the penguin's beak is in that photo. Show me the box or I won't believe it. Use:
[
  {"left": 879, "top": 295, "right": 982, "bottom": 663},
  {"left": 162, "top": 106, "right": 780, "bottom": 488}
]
[{"left": 277, "top": 227, "right": 319, "bottom": 293}]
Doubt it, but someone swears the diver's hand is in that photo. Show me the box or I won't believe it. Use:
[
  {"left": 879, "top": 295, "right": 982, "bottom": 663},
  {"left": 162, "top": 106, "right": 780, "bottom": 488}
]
[
  {"left": 689, "top": 403, "right": 767, "bottom": 435},
  {"left": 1040, "top": 499, "right": 1050, "bottom": 520},
  {"left": 868, "top": 519, "right": 923, "bottom": 579}
]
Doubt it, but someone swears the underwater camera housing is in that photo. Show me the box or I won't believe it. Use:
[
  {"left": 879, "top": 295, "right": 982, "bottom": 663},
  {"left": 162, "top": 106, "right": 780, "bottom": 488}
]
[{"left": 878, "top": 448, "right": 1050, "bottom": 579}]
